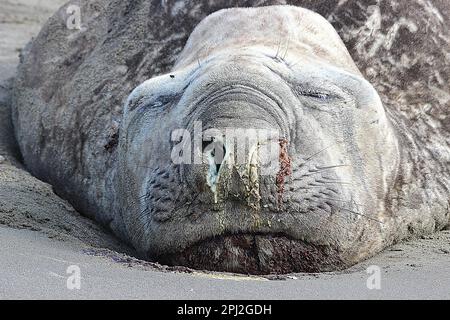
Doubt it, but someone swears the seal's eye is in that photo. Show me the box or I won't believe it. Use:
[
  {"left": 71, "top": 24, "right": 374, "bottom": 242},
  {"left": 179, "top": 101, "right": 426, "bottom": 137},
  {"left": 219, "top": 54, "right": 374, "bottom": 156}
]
[
  {"left": 295, "top": 88, "right": 337, "bottom": 101},
  {"left": 300, "top": 90, "right": 330, "bottom": 100},
  {"left": 138, "top": 94, "right": 180, "bottom": 112},
  {"left": 150, "top": 101, "right": 164, "bottom": 108}
]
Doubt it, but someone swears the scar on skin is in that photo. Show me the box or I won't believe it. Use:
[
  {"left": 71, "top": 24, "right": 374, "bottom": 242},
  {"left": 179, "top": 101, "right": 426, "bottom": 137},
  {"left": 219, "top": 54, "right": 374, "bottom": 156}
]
[{"left": 276, "top": 138, "right": 292, "bottom": 205}]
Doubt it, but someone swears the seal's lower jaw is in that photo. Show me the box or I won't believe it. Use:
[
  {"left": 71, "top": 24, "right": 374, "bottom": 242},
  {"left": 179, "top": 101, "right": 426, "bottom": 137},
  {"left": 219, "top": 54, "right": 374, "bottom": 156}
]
[{"left": 156, "top": 234, "right": 345, "bottom": 275}]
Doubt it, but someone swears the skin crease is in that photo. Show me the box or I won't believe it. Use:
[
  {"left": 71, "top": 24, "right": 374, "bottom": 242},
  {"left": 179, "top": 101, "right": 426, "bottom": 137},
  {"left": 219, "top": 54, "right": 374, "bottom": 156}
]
[
  {"left": 12, "top": 2, "right": 449, "bottom": 274},
  {"left": 118, "top": 6, "right": 400, "bottom": 273}
]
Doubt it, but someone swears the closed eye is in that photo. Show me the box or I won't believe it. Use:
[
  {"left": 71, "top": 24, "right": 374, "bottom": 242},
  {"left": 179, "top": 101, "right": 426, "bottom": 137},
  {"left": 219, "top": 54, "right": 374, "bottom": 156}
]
[
  {"left": 295, "top": 87, "right": 340, "bottom": 102},
  {"left": 263, "top": 63, "right": 343, "bottom": 102},
  {"left": 131, "top": 94, "right": 180, "bottom": 112},
  {"left": 145, "top": 94, "right": 178, "bottom": 108},
  {"left": 297, "top": 90, "right": 333, "bottom": 101},
  {"left": 146, "top": 100, "right": 165, "bottom": 108}
]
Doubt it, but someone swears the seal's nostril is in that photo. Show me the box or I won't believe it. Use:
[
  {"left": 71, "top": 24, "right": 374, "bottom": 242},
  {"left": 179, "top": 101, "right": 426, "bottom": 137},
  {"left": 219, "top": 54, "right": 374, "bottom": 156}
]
[
  {"left": 204, "top": 139, "right": 227, "bottom": 197},
  {"left": 203, "top": 140, "right": 226, "bottom": 171}
]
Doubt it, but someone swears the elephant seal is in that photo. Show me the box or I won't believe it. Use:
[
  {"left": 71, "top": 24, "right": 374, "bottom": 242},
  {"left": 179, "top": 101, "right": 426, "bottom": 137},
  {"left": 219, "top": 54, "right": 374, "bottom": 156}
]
[{"left": 12, "top": 2, "right": 450, "bottom": 274}]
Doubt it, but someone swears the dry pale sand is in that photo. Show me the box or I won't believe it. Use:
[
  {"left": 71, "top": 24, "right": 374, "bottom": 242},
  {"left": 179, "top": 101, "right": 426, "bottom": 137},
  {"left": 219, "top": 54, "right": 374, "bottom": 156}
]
[{"left": 0, "top": 0, "right": 449, "bottom": 300}]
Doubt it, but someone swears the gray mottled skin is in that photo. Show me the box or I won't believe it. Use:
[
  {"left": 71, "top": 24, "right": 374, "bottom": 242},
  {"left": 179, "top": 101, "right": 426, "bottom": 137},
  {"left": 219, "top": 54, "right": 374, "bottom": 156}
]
[{"left": 12, "top": 0, "right": 449, "bottom": 274}]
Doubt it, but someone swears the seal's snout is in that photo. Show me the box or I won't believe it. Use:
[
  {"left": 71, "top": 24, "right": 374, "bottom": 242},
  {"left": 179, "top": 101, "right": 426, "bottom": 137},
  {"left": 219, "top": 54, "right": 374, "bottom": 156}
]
[{"left": 196, "top": 129, "right": 282, "bottom": 208}]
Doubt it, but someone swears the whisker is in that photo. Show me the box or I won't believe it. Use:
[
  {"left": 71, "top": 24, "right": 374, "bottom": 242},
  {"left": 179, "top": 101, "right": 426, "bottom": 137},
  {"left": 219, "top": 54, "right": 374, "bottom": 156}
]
[
  {"left": 300, "top": 164, "right": 351, "bottom": 178},
  {"left": 138, "top": 194, "right": 148, "bottom": 200},
  {"left": 275, "top": 39, "right": 282, "bottom": 59},
  {"left": 332, "top": 204, "right": 383, "bottom": 224},
  {"left": 289, "top": 59, "right": 300, "bottom": 68},
  {"left": 316, "top": 180, "right": 353, "bottom": 186},
  {"left": 300, "top": 171, "right": 346, "bottom": 179},
  {"left": 315, "top": 164, "right": 351, "bottom": 170},
  {"left": 303, "top": 198, "right": 382, "bottom": 224},
  {"left": 300, "top": 142, "right": 343, "bottom": 166},
  {"left": 285, "top": 208, "right": 354, "bottom": 234},
  {"left": 282, "top": 35, "right": 290, "bottom": 60},
  {"left": 318, "top": 196, "right": 362, "bottom": 208},
  {"left": 139, "top": 207, "right": 150, "bottom": 219}
]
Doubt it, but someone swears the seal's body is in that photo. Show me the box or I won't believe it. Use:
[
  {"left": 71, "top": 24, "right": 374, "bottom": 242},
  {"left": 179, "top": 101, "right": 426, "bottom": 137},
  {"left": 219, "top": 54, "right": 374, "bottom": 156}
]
[{"left": 13, "top": 4, "right": 450, "bottom": 274}]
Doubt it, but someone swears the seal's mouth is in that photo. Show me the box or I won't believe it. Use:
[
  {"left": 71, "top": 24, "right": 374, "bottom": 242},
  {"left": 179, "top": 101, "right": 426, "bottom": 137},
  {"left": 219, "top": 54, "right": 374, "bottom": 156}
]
[{"left": 155, "top": 233, "right": 345, "bottom": 275}]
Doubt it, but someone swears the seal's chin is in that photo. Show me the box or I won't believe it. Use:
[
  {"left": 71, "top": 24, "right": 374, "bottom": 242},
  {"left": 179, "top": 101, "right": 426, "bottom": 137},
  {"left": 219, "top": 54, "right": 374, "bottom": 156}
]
[{"left": 156, "top": 233, "right": 344, "bottom": 275}]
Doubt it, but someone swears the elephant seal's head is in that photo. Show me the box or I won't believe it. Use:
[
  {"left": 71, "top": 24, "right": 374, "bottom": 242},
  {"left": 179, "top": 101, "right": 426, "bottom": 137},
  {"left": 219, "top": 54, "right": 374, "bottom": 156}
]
[{"left": 117, "top": 6, "right": 400, "bottom": 274}]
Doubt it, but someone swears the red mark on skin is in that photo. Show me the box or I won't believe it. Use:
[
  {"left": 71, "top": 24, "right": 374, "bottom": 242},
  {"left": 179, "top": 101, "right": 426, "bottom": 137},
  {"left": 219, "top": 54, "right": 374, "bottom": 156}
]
[{"left": 276, "top": 139, "right": 292, "bottom": 206}]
